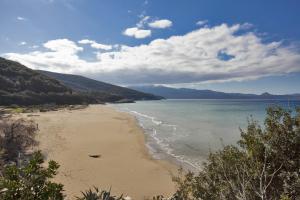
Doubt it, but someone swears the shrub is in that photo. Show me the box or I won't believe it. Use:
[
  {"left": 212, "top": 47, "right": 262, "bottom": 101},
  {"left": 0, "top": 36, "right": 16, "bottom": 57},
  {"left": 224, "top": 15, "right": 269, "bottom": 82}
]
[
  {"left": 0, "top": 118, "right": 38, "bottom": 166},
  {"left": 0, "top": 151, "right": 64, "bottom": 200},
  {"left": 170, "top": 106, "right": 300, "bottom": 200},
  {"left": 76, "top": 187, "right": 126, "bottom": 200}
]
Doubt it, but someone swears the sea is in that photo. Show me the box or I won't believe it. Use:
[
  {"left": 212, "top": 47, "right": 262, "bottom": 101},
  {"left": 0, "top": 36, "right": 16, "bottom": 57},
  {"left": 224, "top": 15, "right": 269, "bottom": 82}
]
[{"left": 112, "top": 99, "right": 300, "bottom": 171}]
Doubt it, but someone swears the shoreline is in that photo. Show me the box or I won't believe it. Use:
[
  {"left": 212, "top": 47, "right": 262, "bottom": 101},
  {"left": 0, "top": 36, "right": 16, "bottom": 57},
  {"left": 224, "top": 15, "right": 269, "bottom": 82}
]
[
  {"left": 26, "top": 104, "right": 178, "bottom": 199},
  {"left": 110, "top": 104, "right": 202, "bottom": 172}
]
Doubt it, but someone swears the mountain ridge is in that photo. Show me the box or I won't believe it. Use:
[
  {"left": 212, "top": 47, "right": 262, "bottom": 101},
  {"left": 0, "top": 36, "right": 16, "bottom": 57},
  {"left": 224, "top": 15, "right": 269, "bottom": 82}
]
[
  {"left": 0, "top": 57, "right": 162, "bottom": 106},
  {"left": 130, "top": 85, "right": 300, "bottom": 100},
  {"left": 0, "top": 57, "right": 99, "bottom": 105},
  {"left": 37, "top": 70, "right": 163, "bottom": 101}
]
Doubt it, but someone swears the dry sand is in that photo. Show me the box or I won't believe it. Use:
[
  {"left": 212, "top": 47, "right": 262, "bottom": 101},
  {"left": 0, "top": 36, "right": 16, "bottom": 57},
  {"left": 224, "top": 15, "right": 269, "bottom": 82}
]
[{"left": 28, "top": 105, "right": 177, "bottom": 200}]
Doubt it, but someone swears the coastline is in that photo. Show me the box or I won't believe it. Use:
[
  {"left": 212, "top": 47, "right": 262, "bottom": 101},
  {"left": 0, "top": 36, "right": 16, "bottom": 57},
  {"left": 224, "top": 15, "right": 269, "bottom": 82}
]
[
  {"left": 110, "top": 104, "right": 202, "bottom": 172},
  {"left": 26, "top": 104, "right": 178, "bottom": 199}
]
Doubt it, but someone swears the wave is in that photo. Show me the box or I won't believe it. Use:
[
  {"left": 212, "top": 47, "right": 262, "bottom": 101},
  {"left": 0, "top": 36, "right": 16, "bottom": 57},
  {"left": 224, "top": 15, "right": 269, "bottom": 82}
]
[
  {"left": 130, "top": 110, "right": 174, "bottom": 126},
  {"left": 150, "top": 128, "right": 202, "bottom": 170},
  {"left": 112, "top": 105, "right": 202, "bottom": 170},
  {"left": 128, "top": 109, "right": 202, "bottom": 170}
]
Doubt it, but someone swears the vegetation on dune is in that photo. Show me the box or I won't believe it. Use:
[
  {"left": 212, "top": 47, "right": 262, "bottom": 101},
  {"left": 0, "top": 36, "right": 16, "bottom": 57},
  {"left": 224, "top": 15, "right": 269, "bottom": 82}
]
[
  {"left": 0, "top": 117, "right": 38, "bottom": 168},
  {"left": 0, "top": 106, "right": 299, "bottom": 199},
  {"left": 0, "top": 151, "right": 64, "bottom": 200},
  {"left": 76, "top": 187, "right": 126, "bottom": 200},
  {"left": 0, "top": 117, "right": 63, "bottom": 200},
  {"left": 0, "top": 91, "right": 99, "bottom": 106}
]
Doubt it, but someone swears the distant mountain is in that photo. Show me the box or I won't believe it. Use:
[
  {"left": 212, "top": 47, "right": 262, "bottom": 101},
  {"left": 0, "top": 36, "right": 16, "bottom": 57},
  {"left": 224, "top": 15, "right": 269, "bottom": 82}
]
[
  {"left": 38, "top": 70, "right": 163, "bottom": 101},
  {"left": 0, "top": 57, "right": 99, "bottom": 105},
  {"left": 130, "top": 85, "right": 300, "bottom": 100}
]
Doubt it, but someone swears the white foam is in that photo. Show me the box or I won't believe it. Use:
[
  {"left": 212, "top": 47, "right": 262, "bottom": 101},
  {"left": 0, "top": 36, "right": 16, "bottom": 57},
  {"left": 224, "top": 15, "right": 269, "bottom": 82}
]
[
  {"left": 149, "top": 129, "right": 202, "bottom": 170},
  {"left": 130, "top": 111, "right": 163, "bottom": 125},
  {"left": 116, "top": 107, "right": 202, "bottom": 171}
]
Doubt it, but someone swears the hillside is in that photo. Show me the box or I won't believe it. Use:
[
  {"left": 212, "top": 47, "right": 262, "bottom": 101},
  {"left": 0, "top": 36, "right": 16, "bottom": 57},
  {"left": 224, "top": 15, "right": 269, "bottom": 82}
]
[
  {"left": 130, "top": 85, "right": 300, "bottom": 100},
  {"left": 0, "top": 57, "right": 100, "bottom": 105},
  {"left": 38, "top": 70, "right": 163, "bottom": 101}
]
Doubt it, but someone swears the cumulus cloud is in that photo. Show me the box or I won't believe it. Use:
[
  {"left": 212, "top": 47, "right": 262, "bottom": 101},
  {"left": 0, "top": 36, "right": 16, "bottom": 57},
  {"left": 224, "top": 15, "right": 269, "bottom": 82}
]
[
  {"left": 18, "top": 41, "right": 27, "bottom": 46},
  {"left": 196, "top": 20, "right": 208, "bottom": 26},
  {"left": 78, "top": 39, "right": 112, "bottom": 50},
  {"left": 240, "top": 22, "right": 254, "bottom": 30},
  {"left": 123, "top": 27, "right": 151, "bottom": 39},
  {"left": 148, "top": 19, "right": 173, "bottom": 29},
  {"left": 43, "top": 39, "right": 83, "bottom": 54},
  {"left": 4, "top": 23, "right": 300, "bottom": 85},
  {"left": 17, "top": 16, "right": 27, "bottom": 21},
  {"left": 136, "top": 16, "right": 150, "bottom": 28},
  {"left": 31, "top": 45, "right": 39, "bottom": 49}
]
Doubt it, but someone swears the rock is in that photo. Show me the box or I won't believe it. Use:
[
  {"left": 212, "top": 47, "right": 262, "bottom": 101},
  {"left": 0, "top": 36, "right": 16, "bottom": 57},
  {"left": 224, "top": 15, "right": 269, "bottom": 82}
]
[{"left": 88, "top": 154, "right": 101, "bottom": 158}]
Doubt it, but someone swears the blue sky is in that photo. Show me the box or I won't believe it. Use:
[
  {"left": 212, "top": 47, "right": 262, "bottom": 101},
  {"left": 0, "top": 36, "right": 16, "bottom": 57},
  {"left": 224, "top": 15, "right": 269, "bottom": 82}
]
[{"left": 1, "top": 0, "right": 300, "bottom": 94}]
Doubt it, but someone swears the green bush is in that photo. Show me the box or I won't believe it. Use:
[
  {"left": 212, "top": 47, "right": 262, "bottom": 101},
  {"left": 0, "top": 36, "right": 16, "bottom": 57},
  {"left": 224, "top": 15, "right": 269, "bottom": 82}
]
[
  {"left": 170, "top": 106, "right": 300, "bottom": 200},
  {"left": 0, "top": 151, "right": 64, "bottom": 200},
  {"left": 76, "top": 187, "right": 125, "bottom": 200}
]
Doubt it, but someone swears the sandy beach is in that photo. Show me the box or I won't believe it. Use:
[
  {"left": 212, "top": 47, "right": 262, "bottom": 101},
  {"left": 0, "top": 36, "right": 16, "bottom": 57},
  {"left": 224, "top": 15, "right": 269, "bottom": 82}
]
[{"left": 27, "top": 105, "right": 177, "bottom": 199}]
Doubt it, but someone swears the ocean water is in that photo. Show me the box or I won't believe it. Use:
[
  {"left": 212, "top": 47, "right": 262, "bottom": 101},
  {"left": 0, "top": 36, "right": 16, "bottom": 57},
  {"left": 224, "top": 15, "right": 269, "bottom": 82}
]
[{"left": 112, "top": 99, "right": 300, "bottom": 170}]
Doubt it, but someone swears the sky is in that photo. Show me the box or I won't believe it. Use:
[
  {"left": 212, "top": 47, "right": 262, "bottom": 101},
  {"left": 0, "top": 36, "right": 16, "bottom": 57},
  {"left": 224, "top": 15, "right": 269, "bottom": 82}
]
[{"left": 1, "top": 0, "right": 300, "bottom": 94}]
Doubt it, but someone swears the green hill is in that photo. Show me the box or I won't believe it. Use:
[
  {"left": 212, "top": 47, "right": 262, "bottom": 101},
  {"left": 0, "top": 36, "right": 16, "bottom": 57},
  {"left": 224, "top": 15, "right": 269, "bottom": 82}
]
[
  {"left": 38, "top": 70, "right": 163, "bottom": 101},
  {"left": 0, "top": 57, "right": 101, "bottom": 105},
  {"left": 0, "top": 57, "right": 161, "bottom": 106}
]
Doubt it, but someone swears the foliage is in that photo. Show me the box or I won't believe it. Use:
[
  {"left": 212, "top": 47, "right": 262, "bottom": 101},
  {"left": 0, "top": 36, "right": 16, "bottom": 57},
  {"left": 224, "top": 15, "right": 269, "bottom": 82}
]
[
  {"left": 0, "top": 118, "right": 37, "bottom": 166},
  {"left": 76, "top": 187, "right": 125, "bottom": 200},
  {"left": 39, "top": 70, "right": 163, "bottom": 101},
  {"left": 0, "top": 57, "right": 161, "bottom": 106},
  {"left": 169, "top": 106, "right": 300, "bottom": 200},
  {"left": 0, "top": 151, "right": 64, "bottom": 200},
  {"left": 0, "top": 57, "right": 70, "bottom": 94},
  {"left": 0, "top": 57, "right": 100, "bottom": 105}
]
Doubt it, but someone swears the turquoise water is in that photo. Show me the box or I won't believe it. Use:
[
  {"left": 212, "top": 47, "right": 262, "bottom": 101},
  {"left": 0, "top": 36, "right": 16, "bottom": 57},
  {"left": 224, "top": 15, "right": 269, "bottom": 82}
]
[{"left": 112, "top": 99, "right": 300, "bottom": 170}]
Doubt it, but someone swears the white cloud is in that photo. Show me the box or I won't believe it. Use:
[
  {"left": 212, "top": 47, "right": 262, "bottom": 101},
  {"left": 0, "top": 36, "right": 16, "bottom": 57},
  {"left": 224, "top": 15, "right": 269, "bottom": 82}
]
[
  {"left": 148, "top": 19, "right": 173, "bottom": 29},
  {"left": 136, "top": 16, "right": 150, "bottom": 28},
  {"left": 78, "top": 39, "right": 112, "bottom": 50},
  {"left": 4, "top": 23, "right": 300, "bottom": 85},
  {"left": 31, "top": 45, "right": 39, "bottom": 49},
  {"left": 19, "top": 41, "right": 27, "bottom": 46},
  {"left": 43, "top": 38, "right": 83, "bottom": 54},
  {"left": 196, "top": 20, "right": 208, "bottom": 26},
  {"left": 123, "top": 27, "right": 151, "bottom": 39},
  {"left": 240, "top": 22, "right": 254, "bottom": 30},
  {"left": 124, "top": 16, "right": 172, "bottom": 39},
  {"left": 17, "top": 16, "right": 27, "bottom": 21},
  {"left": 78, "top": 39, "right": 93, "bottom": 44}
]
